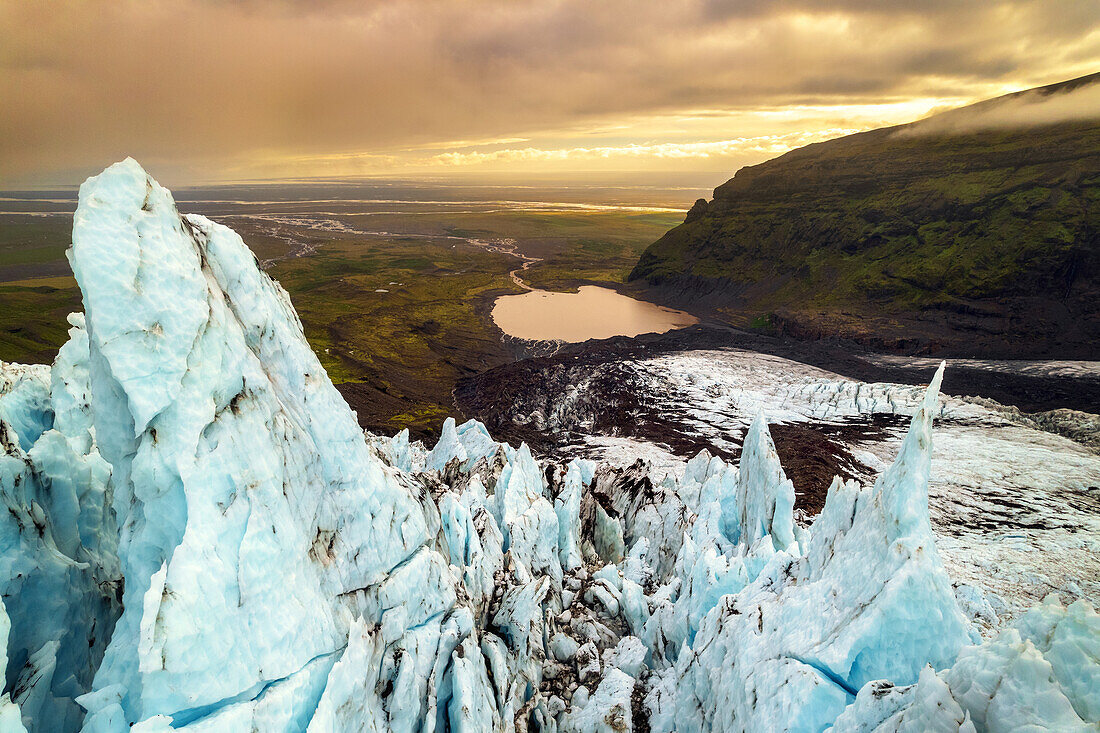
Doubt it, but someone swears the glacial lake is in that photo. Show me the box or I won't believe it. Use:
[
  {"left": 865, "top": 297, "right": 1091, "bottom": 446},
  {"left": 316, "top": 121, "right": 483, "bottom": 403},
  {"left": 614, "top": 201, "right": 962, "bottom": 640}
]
[{"left": 491, "top": 285, "right": 698, "bottom": 342}]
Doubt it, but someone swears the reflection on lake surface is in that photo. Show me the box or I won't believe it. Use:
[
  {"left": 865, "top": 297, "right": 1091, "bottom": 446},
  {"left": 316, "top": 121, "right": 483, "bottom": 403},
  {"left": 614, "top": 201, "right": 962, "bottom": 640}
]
[{"left": 491, "top": 285, "right": 698, "bottom": 342}]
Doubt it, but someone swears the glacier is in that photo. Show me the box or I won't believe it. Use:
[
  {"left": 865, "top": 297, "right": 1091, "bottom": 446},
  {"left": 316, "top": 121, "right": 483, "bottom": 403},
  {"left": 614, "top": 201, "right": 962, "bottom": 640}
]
[
  {"left": 0, "top": 158, "right": 1095, "bottom": 732},
  {"left": 480, "top": 344, "right": 1100, "bottom": 616}
]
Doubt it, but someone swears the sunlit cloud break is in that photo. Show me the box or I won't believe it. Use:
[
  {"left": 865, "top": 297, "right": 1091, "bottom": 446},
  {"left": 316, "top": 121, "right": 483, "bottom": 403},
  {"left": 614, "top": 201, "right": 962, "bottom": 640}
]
[{"left": 429, "top": 129, "right": 865, "bottom": 167}]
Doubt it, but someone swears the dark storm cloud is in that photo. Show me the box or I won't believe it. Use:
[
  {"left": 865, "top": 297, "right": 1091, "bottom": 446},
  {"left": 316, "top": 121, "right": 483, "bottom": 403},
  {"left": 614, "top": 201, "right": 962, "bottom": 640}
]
[{"left": 1, "top": 0, "right": 1098, "bottom": 184}]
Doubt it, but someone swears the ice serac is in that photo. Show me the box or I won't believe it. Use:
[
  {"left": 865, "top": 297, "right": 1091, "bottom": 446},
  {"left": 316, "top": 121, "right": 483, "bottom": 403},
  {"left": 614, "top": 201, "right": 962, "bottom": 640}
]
[
  {"left": 648, "top": 365, "right": 978, "bottom": 731},
  {"left": 832, "top": 595, "right": 1100, "bottom": 732},
  {"left": 798, "top": 362, "right": 975, "bottom": 689},
  {"left": 0, "top": 320, "right": 119, "bottom": 731},
  {"left": 724, "top": 410, "right": 798, "bottom": 552},
  {"left": 67, "top": 159, "right": 431, "bottom": 727}
]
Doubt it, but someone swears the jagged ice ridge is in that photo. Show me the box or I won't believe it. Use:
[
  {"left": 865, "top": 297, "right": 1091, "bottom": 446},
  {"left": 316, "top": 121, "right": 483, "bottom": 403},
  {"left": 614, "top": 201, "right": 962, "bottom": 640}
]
[{"left": 0, "top": 159, "right": 1096, "bottom": 732}]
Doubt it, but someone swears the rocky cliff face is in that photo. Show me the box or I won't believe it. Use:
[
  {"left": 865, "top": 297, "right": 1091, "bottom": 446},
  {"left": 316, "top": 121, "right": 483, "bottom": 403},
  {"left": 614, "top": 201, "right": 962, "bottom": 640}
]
[
  {"left": 0, "top": 160, "right": 1097, "bottom": 732},
  {"left": 630, "top": 74, "right": 1100, "bottom": 358}
]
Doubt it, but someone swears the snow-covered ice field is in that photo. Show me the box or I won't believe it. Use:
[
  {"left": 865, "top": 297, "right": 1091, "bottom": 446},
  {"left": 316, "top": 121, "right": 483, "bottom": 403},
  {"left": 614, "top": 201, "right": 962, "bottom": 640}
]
[{"left": 571, "top": 348, "right": 1100, "bottom": 619}]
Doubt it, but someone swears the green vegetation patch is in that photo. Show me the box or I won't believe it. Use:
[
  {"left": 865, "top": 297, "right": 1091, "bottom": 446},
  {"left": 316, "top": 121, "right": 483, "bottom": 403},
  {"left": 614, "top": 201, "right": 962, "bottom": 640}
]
[
  {"left": 0, "top": 280, "right": 82, "bottom": 364},
  {"left": 0, "top": 206, "right": 689, "bottom": 436},
  {"left": 630, "top": 119, "right": 1100, "bottom": 351}
]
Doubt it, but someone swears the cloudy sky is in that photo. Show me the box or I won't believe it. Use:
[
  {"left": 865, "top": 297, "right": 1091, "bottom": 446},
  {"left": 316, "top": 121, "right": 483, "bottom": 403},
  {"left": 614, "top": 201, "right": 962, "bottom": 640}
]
[{"left": 2, "top": 0, "right": 1099, "bottom": 186}]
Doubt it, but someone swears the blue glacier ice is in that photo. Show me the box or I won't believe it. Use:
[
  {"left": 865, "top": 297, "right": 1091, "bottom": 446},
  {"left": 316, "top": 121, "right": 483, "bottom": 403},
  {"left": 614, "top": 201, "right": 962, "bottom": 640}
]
[{"left": 0, "top": 159, "right": 1096, "bottom": 732}]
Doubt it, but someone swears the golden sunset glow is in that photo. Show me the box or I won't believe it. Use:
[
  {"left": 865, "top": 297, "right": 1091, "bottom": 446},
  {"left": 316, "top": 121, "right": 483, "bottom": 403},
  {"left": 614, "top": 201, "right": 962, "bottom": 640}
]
[{"left": 3, "top": 1, "right": 1099, "bottom": 185}]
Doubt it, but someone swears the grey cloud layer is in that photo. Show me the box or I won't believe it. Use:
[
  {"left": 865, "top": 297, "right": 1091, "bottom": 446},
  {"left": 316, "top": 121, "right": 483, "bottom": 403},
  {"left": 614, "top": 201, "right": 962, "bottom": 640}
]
[{"left": 1, "top": 0, "right": 1098, "bottom": 183}]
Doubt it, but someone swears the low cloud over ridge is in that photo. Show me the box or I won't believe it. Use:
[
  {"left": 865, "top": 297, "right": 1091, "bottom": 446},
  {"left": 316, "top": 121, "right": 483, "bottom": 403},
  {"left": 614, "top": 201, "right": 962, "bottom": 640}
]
[{"left": 901, "top": 74, "right": 1100, "bottom": 136}]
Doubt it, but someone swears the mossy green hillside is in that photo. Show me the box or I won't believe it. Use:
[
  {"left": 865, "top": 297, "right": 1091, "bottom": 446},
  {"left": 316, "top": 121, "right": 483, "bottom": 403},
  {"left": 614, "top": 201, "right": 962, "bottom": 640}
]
[{"left": 631, "top": 80, "right": 1100, "bottom": 355}]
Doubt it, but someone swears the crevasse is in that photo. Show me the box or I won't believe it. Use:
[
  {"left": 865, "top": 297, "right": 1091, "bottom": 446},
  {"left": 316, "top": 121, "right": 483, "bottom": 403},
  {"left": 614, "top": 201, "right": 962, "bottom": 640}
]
[{"left": 0, "top": 159, "right": 1094, "bottom": 733}]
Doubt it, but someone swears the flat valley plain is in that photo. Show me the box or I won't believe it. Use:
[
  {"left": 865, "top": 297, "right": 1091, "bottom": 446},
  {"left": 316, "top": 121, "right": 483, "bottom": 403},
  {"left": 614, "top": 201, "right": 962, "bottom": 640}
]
[{"left": 0, "top": 177, "right": 699, "bottom": 437}]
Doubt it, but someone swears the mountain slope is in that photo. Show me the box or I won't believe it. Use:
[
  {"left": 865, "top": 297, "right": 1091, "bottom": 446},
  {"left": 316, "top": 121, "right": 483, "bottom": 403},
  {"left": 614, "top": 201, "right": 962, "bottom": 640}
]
[{"left": 629, "top": 73, "right": 1100, "bottom": 357}]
